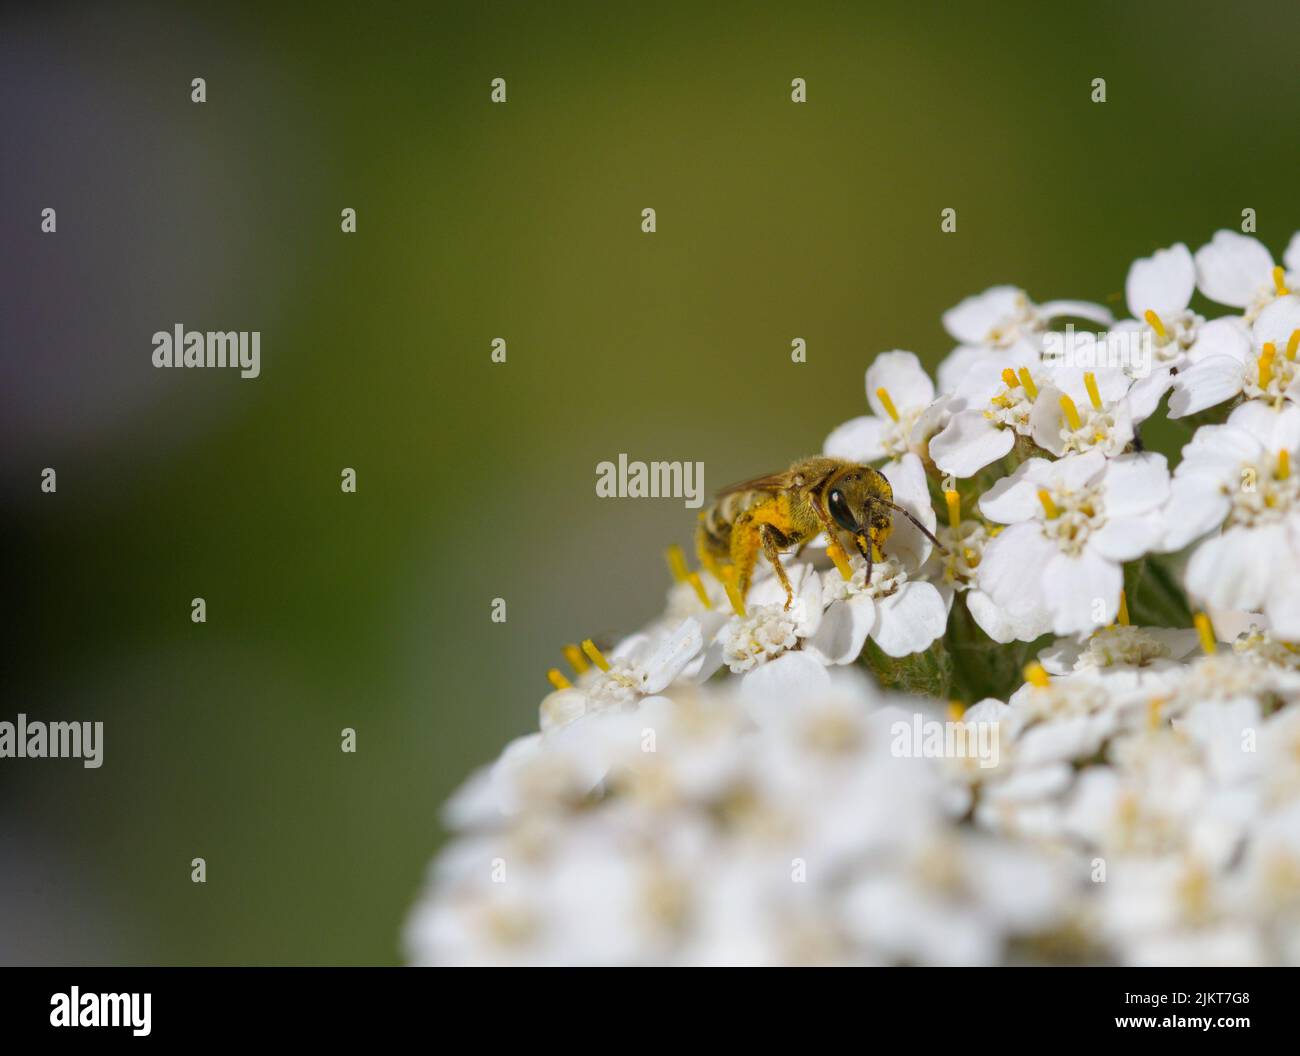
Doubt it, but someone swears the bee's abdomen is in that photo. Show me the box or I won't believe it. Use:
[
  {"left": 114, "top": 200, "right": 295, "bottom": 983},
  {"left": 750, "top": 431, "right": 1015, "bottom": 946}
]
[{"left": 699, "top": 489, "right": 765, "bottom": 551}]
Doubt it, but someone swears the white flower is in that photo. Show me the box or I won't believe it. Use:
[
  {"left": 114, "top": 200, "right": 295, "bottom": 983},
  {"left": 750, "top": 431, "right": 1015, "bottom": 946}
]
[
  {"left": 1194, "top": 229, "right": 1296, "bottom": 318},
  {"left": 539, "top": 618, "right": 704, "bottom": 731},
  {"left": 1161, "top": 402, "right": 1300, "bottom": 637},
  {"left": 805, "top": 453, "right": 947, "bottom": 660},
  {"left": 1038, "top": 624, "right": 1202, "bottom": 696},
  {"left": 938, "top": 286, "right": 1112, "bottom": 393},
  {"left": 719, "top": 561, "right": 824, "bottom": 675},
  {"left": 929, "top": 341, "right": 1044, "bottom": 478},
  {"left": 977, "top": 450, "right": 1170, "bottom": 636},
  {"left": 1029, "top": 363, "right": 1139, "bottom": 459},
  {"left": 823, "top": 351, "right": 938, "bottom": 470},
  {"left": 1169, "top": 294, "right": 1300, "bottom": 417},
  {"left": 943, "top": 285, "right": 1113, "bottom": 349}
]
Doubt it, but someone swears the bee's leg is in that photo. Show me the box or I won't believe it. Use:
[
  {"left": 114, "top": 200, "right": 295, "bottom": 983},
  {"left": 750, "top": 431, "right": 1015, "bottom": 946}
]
[
  {"left": 695, "top": 519, "right": 730, "bottom": 581},
  {"left": 878, "top": 499, "right": 946, "bottom": 552},
  {"left": 729, "top": 513, "right": 763, "bottom": 610},
  {"left": 759, "top": 523, "right": 795, "bottom": 610},
  {"left": 809, "top": 502, "right": 853, "bottom": 579}
]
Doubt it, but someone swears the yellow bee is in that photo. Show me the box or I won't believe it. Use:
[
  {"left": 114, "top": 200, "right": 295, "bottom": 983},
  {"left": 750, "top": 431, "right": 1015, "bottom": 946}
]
[{"left": 696, "top": 456, "right": 942, "bottom": 610}]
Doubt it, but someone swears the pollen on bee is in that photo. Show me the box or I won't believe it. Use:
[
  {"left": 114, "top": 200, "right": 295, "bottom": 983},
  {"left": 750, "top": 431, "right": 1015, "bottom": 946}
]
[
  {"left": 944, "top": 489, "right": 961, "bottom": 529},
  {"left": 1059, "top": 393, "right": 1083, "bottom": 431},
  {"left": 1258, "top": 343, "right": 1277, "bottom": 388},
  {"left": 581, "top": 638, "right": 611, "bottom": 672},
  {"left": 723, "top": 579, "right": 747, "bottom": 617},
  {"left": 1143, "top": 309, "right": 1167, "bottom": 339},
  {"left": 826, "top": 538, "right": 853, "bottom": 580},
  {"left": 1016, "top": 367, "right": 1038, "bottom": 400},
  {"left": 1037, "top": 489, "right": 1060, "bottom": 520},
  {"left": 1023, "top": 662, "right": 1051, "bottom": 689},
  {"left": 875, "top": 386, "right": 900, "bottom": 423},
  {"left": 1274, "top": 265, "right": 1290, "bottom": 297},
  {"left": 546, "top": 668, "right": 572, "bottom": 690},
  {"left": 1083, "top": 372, "right": 1104, "bottom": 411},
  {"left": 563, "top": 643, "right": 590, "bottom": 675},
  {"left": 1193, "top": 612, "right": 1217, "bottom": 656}
]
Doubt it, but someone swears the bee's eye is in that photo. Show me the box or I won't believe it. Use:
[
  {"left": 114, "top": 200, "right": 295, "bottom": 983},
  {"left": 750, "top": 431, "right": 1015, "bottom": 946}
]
[{"left": 828, "top": 488, "right": 858, "bottom": 532}]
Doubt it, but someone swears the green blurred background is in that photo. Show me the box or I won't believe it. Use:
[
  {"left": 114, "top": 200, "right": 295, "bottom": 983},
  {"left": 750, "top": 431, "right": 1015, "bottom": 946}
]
[{"left": 4, "top": 0, "right": 1299, "bottom": 963}]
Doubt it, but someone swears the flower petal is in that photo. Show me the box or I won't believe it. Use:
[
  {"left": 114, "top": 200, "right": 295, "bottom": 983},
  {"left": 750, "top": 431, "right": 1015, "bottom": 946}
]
[
  {"left": 1126, "top": 243, "right": 1195, "bottom": 320},
  {"left": 866, "top": 351, "right": 935, "bottom": 417},
  {"left": 825, "top": 414, "right": 887, "bottom": 461},
  {"left": 870, "top": 581, "right": 948, "bottom": 657},
  {"left": 1102, "top": 452, "right": 1170, "bottom": 519},
  {"left": 1194, "top": 230, "right": 1274, "bottom": 308},
  {"left": 943, "top": 286, "right": 1023, "bottom": 344},
  {"left": 930, "top": 409, "right": 1016, "bottom": 478},
  {"left": 1042, "top": 550, "right": 1121, "bottom": 634},
  {"left": 1168, "top": 355, "right": 1245, "bottom": 417},
  {"left": 805, "top": 594, "right": 876, "bottom": 665}
]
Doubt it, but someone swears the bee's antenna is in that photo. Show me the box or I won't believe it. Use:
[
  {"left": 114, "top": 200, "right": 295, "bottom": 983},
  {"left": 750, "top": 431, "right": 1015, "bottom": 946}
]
[{"left": 876, "top": 498, "right": 946, "bottom": 552}]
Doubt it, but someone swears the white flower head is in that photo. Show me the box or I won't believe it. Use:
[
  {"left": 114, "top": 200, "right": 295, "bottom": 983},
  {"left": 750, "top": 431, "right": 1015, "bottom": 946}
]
[
  {"left": 1161, "top": 402, "right": 1300, "bottom": 638},
  {"left": 978, "top": 450, "right": 1170, "bottom": 636},
  {"left": 1169, "top": 295, "right": 1300, "bottom": 417}
]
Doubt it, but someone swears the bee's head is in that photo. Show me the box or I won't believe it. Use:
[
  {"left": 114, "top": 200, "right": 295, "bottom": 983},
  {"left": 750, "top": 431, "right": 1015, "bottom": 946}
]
[{"left": 825, "top": 467, "right": 891, "bottom": 533}]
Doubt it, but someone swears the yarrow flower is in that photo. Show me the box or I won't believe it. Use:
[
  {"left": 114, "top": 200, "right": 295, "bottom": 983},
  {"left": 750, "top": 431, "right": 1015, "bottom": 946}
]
[{"left": 413, "top": 232, "right": 1300, "bottom": 966}]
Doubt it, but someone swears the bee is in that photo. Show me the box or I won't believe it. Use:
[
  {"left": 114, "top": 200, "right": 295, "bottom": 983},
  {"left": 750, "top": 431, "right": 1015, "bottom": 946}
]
[{"left": 696, "top": 456, "right": 943, "bottom": 610}]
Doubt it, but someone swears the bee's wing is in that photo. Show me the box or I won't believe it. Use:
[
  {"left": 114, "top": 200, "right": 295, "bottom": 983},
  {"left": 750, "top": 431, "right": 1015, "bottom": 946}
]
[{"left": 714, "top": 470, "right": 796, "bottom": 497}]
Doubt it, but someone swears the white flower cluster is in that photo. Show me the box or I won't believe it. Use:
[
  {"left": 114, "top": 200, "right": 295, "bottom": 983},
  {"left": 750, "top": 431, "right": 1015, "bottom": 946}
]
[{"left": 409, "top": 231, "right": 1300, "bottom": 965}]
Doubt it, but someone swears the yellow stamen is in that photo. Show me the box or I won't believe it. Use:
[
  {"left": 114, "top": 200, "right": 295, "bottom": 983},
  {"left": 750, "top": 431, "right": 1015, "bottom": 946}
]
[
  {"left": 1023, "top": 662, "right": 1051, "bottom": 689},
  {"left": 546, "top": 668, "right": 572, "bottom": 691},
  {"left": 876, "top": 387, "right": 900, "bottom": 423},
  {"left": 1143, "top": 309, "right": 1167, "bottom": 339},
  {"left": 1273, "top": 265, "right": 1290, "bottom": 296},
  {"left": 1083, "top": 372, "right": 1103, "bottom": 411},
  {"left": 1037, "top": 489, "right": 1059, "bottom": 519},
  {"left": 723, "top": 579, "right": 747, "bottom": 618},
  {"left": 1147, "top": 696, "right": 1165, "bottom": 729},
  {"left": 826, "top": 538, "right": 853, "bottom": 580},
  {"left": 947, "top": 700, "right": 966, "bottom": 721},
  {"left": 563, "top": 643, "right": 590, "bottom": 675},
  {"left": 1001, "top": 368, "right": 1020, "bottom": 389},
  {"left": 1059, "top": 393, "right": 1083, "bottom": 431},
  {"left": 944, "top": 489, "right": 961, "bottom": 530},
  {"left": 1017, "top": 367, "right": 1038, "bottom": 399},
  {"left": 685, "top": 571, "right": 712, "bottom": 608},
  {"left": 871, "top": 542, "right": 884, "bottom": 563},
  {"left": 1258, "top": 343, "right": 1276, "bottom": 388},
  {"left": 1193, "top": 613, "right": 1217, "bottom": 656},
  {"left": 1117, "top": 590, "right": 1130, "bottom": 626},
  {"left": 581, "top": 638, "right": 611, "bottom": 672},
  {"left": 1279, "top": 449, "right": 1291, "bottom": 481},
  {"left": 666, "top": 544, "right": 689, "bottom": 583},
  {"left": 1288, "top": 329, "right": 1300, "bottom": 361}
]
